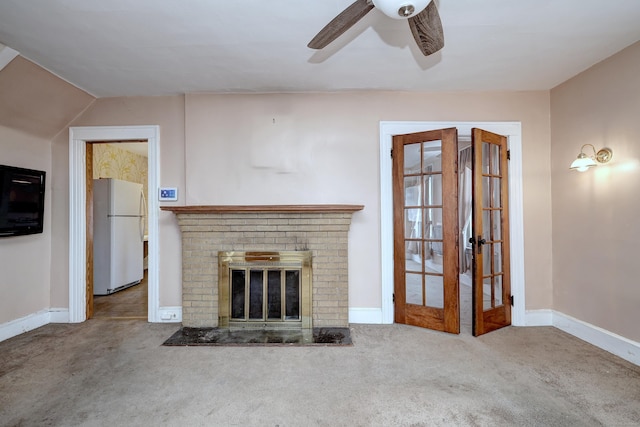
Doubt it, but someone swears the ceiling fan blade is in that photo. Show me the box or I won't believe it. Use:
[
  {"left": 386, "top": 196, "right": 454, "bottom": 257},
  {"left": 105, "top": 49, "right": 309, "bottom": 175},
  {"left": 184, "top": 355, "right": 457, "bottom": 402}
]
[
  {"left": 408, "top": 1, "right": 444, "bottom": 56},
  {"left": 308, "top": 0, "right": 375, "bottom": 49}
]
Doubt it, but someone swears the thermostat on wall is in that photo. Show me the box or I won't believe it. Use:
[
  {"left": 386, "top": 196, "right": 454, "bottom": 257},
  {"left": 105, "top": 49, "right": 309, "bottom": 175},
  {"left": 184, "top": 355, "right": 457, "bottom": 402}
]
[{"left": 159, "top": 187, "right": 178, "bottom": 201}]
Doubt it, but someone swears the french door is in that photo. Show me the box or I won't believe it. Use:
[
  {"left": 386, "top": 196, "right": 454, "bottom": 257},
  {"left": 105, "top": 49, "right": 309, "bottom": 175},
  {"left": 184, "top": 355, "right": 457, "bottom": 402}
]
[
  {"left": 392, "top": 128, "right": 459, "bottom": 333},
  {"left": 392, "top": 127, "right": 511, "bottom": 336},
  {"left": 471, "top": 128, "right": 511, "bottom": 336}
]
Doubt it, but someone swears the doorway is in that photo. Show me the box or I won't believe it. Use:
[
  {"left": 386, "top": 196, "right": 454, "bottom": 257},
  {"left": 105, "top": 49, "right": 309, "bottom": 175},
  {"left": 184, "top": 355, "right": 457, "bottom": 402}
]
[
  {"left": 392, "top": 127, "right": 511, "bottom": 336},
  {"left": 379, "top": 121, "right": 525, "bottom": 328},
  {"left": 89, "top": 141, "right": 149, "bottom": 320},
  {"left": 69, "top": 126, "right": 160, "bottom": 323}
]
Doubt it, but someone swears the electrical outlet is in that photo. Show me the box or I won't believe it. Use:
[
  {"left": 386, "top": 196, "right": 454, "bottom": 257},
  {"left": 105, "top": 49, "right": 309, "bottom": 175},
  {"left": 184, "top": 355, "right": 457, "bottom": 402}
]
[{"left": 160, "top": 311, "right": 178, "bottom": 321}]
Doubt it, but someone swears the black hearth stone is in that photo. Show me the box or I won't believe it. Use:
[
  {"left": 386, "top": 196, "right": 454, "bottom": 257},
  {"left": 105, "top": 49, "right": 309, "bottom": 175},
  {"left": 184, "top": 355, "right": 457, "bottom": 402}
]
[{"left": 162, "top": 327, "right": 352, "bottom": 346}]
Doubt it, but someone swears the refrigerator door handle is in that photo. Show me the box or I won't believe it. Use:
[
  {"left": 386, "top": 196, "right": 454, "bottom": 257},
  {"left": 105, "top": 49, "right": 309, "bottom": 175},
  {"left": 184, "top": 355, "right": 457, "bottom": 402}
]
[{"left": 139, "top": 190, "right": 147, "bottom": 243}]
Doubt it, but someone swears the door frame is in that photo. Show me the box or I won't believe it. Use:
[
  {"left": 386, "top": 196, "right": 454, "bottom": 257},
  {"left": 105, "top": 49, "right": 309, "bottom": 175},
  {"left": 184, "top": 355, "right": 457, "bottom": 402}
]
[
  {"left": 69, "top": 125, "right": 160, "bottom": 322},
  {"left": 380, "top": 121, "right": 525, "bottom": 326}
]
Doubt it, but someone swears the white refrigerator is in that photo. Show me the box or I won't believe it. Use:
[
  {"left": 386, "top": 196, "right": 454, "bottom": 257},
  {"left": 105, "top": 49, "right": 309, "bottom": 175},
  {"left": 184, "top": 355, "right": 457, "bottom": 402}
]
[{"left": 93, "top": 178, "right": 146, "bottom": 295}]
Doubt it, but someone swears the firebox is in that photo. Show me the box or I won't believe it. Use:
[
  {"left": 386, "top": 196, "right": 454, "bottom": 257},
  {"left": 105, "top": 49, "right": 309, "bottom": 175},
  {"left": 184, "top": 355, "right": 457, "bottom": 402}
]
[{"left": 218, "top": 251, "right": 312, "bottom": 329}]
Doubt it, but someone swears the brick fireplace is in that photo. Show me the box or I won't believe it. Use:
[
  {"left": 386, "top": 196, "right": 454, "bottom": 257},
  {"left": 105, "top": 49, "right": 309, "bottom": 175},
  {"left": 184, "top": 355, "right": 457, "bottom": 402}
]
[{"left": 162, "top": 205, "right": 363, "bottom": 329}]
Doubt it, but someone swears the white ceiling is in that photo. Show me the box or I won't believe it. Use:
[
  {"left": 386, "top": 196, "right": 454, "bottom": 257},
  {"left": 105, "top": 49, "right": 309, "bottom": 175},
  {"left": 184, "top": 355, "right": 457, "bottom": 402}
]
[{"left": 0, "top": 0, "right": 639, "bottom": 98}]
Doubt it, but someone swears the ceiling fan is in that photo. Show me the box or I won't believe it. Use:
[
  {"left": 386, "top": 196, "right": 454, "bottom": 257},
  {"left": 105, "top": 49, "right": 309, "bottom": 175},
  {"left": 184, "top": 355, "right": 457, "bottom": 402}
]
[{"left": 308, "top": 0, "right": 444, "bottom": 56}]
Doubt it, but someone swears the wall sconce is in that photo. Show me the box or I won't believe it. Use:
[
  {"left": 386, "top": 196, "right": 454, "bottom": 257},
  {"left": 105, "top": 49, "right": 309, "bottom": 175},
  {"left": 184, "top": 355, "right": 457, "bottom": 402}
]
[{"left": 569, "top": 144, "right": 613, "bottom": 172}]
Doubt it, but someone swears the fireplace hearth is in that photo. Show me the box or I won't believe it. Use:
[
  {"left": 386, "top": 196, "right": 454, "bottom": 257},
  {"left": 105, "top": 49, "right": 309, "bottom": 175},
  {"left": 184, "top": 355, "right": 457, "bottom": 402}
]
[{"left": 163, "top": 326, "right": 353, "bottom": 346}]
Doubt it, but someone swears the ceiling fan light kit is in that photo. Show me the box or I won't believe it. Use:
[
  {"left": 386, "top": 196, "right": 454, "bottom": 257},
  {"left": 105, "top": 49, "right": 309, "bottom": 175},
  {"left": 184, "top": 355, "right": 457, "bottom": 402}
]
[
  {"left": 307, "top": 0, "right": 444, "bottom": 56},
  {"left": 372, "top": 0, "right": 430, "bottom": 19}
]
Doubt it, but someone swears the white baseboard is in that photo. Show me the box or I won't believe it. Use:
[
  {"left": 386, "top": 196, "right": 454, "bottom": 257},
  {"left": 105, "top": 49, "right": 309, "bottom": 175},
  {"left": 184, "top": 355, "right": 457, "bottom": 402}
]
[
  {"left": 526, "top": 309, "right": 639, "bottom": 366},
  {"left": 158, "top": 306, "right": 182, "bottom": 323},
  {"left": 0, "top": 309, "right": 50, "bottom": 342},
  {"left": 349, "top": 307, "right": 384, "bottom": 324},
  {"left": 1, "top": 306, "right": 179, "bottom": 341},
  {"left": 553, "top": 311, "right": 640, "bottom": 366},
  {"left": 49, "top": 308, "right": 70, "bottom": 323},
  {"left": 524, "top": 309, "right": 554, "bottom": 326}
]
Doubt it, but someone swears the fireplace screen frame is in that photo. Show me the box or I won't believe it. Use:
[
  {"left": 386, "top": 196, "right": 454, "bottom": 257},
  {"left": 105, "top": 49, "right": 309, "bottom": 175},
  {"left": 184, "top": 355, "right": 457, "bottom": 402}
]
[{"left": 218, "top": 251, "right": 312, "bottom": 329}]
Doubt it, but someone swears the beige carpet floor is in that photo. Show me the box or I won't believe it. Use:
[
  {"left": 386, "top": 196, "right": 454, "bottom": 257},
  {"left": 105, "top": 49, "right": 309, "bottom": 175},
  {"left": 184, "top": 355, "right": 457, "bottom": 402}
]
[{"left": 1, "top": 320, "right": 639, "bottom": 426}]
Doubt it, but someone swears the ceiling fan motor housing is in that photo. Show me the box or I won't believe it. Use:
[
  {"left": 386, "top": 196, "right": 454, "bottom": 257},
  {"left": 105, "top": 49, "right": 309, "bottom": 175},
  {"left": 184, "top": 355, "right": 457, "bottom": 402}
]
[{"left": 372, "top": 0, "right": 431, "bottom": 19}]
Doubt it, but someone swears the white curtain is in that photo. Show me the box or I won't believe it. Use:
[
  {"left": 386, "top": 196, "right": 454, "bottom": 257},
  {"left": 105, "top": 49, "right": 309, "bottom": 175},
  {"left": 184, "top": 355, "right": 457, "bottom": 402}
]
[{"left": 458, "top": 147, "right": 473, "bottom": 272}]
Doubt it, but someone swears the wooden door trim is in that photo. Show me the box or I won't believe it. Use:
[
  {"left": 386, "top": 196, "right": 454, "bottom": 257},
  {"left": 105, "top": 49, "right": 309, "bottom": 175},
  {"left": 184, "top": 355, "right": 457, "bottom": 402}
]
[{"left": 85, "top": 143, "right": 94, "bottom": 319}]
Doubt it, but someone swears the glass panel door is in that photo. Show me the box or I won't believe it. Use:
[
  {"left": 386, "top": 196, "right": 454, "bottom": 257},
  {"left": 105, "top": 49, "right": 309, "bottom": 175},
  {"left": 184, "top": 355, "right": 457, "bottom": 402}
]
[
  {"left": 471, "top": 128, "right": 511, "bottom": 336},
  {"left": 403, "top": 139, "right": 444, "bottom": 310},
  {"left": 393, "top": 128, "right": 459, "bottom": 333}
]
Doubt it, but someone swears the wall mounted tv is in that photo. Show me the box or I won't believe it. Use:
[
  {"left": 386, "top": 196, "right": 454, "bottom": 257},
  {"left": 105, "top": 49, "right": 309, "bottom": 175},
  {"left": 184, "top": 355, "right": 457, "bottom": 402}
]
[{"left": 0, "top": 165, "right": 46, "bottom": 237}]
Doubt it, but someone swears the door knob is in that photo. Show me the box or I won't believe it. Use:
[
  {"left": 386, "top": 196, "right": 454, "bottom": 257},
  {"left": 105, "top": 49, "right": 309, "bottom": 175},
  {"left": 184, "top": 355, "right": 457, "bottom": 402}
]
[{"left": 476, "top": 235, "right": 486, "bottom": 254}]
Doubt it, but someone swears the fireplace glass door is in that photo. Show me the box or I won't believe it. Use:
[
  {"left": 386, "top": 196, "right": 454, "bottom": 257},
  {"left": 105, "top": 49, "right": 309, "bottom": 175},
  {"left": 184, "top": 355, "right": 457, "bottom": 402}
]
[
  {"left": 219, "top": 251, "right": 312, "bottom": 329},
  {"left": 231, "top": 268, "right": 301, "bottom": 322}
]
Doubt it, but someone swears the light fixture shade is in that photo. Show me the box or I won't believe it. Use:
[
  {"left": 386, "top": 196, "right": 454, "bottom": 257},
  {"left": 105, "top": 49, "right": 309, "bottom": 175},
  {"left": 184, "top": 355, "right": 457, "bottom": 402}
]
[
  {"left": 570, "top": 154, "right": 597, "bottom": 172},
  {"left": 372, "top": 0, "right": 431, "bottom": 18}
]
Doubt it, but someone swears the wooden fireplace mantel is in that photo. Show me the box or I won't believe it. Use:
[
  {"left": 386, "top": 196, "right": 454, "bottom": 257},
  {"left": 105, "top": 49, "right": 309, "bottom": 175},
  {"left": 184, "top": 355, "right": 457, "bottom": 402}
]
[{"left": 160, "top": 204, "right": 364, "bottom": 214}]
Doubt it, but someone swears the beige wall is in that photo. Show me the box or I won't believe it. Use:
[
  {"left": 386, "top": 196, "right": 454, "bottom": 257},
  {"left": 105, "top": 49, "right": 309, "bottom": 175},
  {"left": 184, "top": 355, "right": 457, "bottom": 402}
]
[
  {"left": 551, "top": 41, "right": 640, "bottom": 341},
  {"left": 6, "top": 42, "right": 640, "bottom": 346},
  {"left": 3, "top": 57, "right": 555, "bottom": 322},
  {"left": 0, "top": 57, "right": 94, "bottom": 140},
  {"left": 0, "top": 56, "right": 93, "bottom": 324},
  {"left": 185, "top": 92, "right": 552, "bottom": 310},
  {"left": 49, "top": 96, "right": 186, "bottom": 308},
  {"left": 0, "top": 126, "right": 52, "bottom": 323}
]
